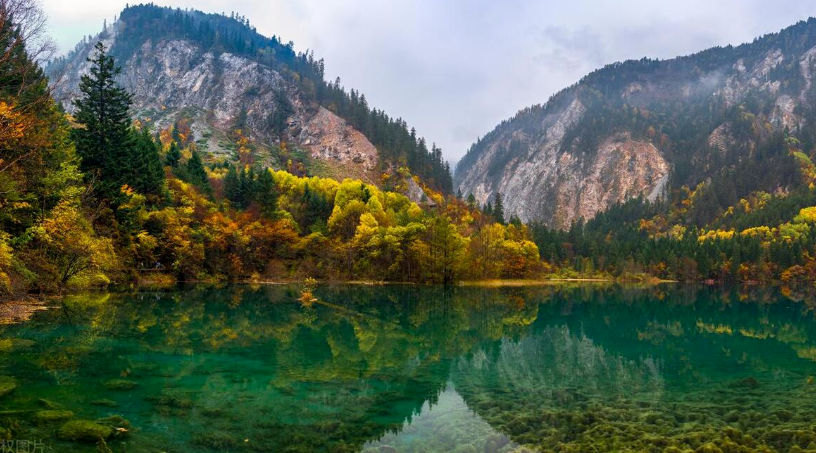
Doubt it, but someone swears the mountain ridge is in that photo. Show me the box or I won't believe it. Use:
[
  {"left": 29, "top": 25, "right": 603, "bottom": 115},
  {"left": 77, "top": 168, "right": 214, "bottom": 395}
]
[
  {"left": 456, "top": 17, "right": 816, "bottom": 228},
  {"left": 47, "top": 4, "right": 453, "bottom": 193}
]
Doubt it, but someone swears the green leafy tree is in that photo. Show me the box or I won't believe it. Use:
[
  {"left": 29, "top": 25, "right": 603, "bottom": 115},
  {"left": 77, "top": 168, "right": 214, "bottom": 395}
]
[
  {"left": 423, "top": 215, "right": 466, "bottom": 284},
  {"left": 466, "top": 193, "right": 476, "bottom": 209}
]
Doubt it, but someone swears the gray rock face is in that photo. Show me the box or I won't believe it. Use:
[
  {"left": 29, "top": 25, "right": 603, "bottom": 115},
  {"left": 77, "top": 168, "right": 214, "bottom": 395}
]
[
  {"left": 456, "top": 99, "right": 668, "bottom": 229},
  {"left": 49, "top": 21, "right": 379, "bottom": 179},
  {"left": 456, "top": 27, "right": 816, "bottom": 229}
]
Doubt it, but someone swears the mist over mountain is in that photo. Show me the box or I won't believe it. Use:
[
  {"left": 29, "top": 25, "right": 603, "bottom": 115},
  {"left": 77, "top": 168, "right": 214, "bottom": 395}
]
[{"left": 456, "top": 18, "right": 816, "bottom": 228}]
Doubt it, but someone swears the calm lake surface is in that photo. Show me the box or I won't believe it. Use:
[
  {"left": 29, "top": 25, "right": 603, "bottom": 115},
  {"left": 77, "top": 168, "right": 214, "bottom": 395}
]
[{"left": 2, "top": 284, "right": 816, "bottom": 452}]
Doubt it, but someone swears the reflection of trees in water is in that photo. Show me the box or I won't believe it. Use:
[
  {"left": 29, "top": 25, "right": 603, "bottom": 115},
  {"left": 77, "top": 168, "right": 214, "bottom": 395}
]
[
  {"left": 6, "top": 284, "right": 816, "bottom": 451},
  {"left": 2, "top": 285, "right": 547, "bottom": 451},
  {"left": 449, "top": 286, "right": 816, "bottom": 452},
  {"left": 454, "top": 325, "right": 664, "bottom": 409}
]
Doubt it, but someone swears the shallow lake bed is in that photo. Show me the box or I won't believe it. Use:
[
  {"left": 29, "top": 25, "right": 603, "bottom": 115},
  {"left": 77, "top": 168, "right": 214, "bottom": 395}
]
[{"left": 1, "top": 285, "right": 816, "bottom": 452}]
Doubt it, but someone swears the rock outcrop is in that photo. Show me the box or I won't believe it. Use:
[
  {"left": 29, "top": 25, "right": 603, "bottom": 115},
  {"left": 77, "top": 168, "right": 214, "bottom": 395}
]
[
  {"left": 49, "top": 16, "right": 379, "bottom": 181},
  {"left": 456, "top": 18, "right": 816, "bottom": 228}
]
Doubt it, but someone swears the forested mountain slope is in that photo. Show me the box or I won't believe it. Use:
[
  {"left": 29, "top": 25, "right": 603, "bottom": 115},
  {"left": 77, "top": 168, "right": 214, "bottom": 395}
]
[
  {"left": 48, "top": 4, "right": 452, "bottom": 192},
  {"left": 456, "top": 18, "right": 816, "bottom": 228}
]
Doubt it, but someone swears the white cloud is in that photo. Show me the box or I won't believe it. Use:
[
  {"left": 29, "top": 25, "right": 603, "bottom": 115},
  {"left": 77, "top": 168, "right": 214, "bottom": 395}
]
[{"left": 40, "top": 0, "right": 816, "bottom": 165}]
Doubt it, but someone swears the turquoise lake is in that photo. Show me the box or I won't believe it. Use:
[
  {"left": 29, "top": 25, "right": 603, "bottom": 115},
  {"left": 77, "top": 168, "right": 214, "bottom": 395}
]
[{"left": 3, "top": 285, "right": 816, "bottom": 452}]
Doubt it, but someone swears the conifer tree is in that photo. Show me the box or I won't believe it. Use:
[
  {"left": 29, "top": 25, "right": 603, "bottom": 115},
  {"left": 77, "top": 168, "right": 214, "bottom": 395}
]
[
  {"left": 72, "top": 42, "right": 134, "bottom": 202},
  {"left": 224, "top": 165, "right": 241, "bottom": 203},
  {"left": 131, "top": 128, "right": 165, "bottom": 199},
  {"left": 493, "top": 191, "right": 505, "bottom": 225},
  {"left": 165, "top": 141, "right": 181, "bottom": 167},
  {"left": 256, "top": 169, "right": 278, "bottom": 218},
  {"left": 171, "top": 121, "right": 183, "bottom": 146},
  {"left": 466, "top": 194, "right": 476, "bottom": 209},
  {"left": 185, "top": 150, "right": 210, "bottom": 194}
]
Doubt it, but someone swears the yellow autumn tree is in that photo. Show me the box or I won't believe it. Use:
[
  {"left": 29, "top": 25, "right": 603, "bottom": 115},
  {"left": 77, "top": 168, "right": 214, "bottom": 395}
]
[
  {"left": 0, "top": 232, "right": 13, "bottom": 293},
  {"left": 25, "top": 201, "right": 117, "bottom": 291}
]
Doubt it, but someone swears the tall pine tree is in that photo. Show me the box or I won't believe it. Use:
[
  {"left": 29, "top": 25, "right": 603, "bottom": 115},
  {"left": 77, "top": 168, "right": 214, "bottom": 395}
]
[
  {"left": 185, "top": 150, "right": 210, "bottom": 195},
  {"left": 131, "top": 129, "right": 165, "bottom": 199},
  {"left": 165, "top": 141, "right": 181, "bottom": 167},
  {"left": 256, "top": 169, "right": 278, "bottom": 219},
  {"left": 72, "top": 42, "right": 134, "bottom": 202},
  {"left": 72, "top": 42, "right": 165, "bottom": 202},
  {"left": 493, "top": 192, "right": 505, "bottom": 225}
]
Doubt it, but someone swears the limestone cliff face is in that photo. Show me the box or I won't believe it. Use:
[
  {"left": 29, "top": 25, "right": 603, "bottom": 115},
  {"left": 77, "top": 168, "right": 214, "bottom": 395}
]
[
  {"left": 456, "top": 97, "right": 669, "bottom": 228},
  {"left": 50, "top": 21, "right": 378, "bottom": 181},
  {"left": 456, "top": 19, "right": 816, "bottom": 228}
]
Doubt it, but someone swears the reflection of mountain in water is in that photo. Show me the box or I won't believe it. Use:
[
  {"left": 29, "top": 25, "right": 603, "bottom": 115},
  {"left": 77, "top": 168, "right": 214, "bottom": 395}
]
[
  {"left": 449, "top": 286, "right": 816, "bottom": 451},
  {"left": 363, "top": 383, "right": 534, "bottom": 453},
  {"left": 4, "top": 285, "right": 816, "bottom": 451},
  {"left": 454, "top": 326, "right": 664, "bottom": 408}
]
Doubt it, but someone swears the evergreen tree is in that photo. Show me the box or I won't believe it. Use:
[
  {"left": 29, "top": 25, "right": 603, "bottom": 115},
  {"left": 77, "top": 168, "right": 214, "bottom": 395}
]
[
  {"left": 493, "top": 192, "right": 505, "bottom": 225},
  {"left": 729, "top": 242, "right": 742, "bottom": 282},
  {"left": 185, "top": 150, "right": 210, "bottom": 194},
  {"left": 224, "top": 164, "right": 241, "bottom": 203},
  {"left": 256, "top": 169, "right": 278, "bottom": 218},
  {"left": 239, "top": 167, "right": 256, "bottom": 207},
  {"left": 0, "top": 0, "right": 82, "bottom": 235},
  {"left": 131, "top": 128, "right": 165, "bottom": 199},
  {"left": 171, "top": 121, "right": 183, "bottom": 146},
  {"left": 466, "top": 194, "right": 476, "bottom": 209},
  {"left": 72, "top": 42, "right": 135, "bottom": 202},
  {"left": 165, "top": 141, "right": 181, "bottom": 167}
]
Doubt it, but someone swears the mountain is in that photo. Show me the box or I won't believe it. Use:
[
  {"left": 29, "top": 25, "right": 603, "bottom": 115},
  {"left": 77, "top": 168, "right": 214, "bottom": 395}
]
[
  {"left": 47, "top": 4, "right": 452, "bottom": 192},
  {"left": 456, "top": 18, "right": 816, "bottom": 229}
]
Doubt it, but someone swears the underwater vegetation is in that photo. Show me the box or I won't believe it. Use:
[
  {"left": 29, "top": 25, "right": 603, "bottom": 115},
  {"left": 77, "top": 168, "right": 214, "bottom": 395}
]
[{"left": 1, "top": 285, "right": 816, "bottom": 451}]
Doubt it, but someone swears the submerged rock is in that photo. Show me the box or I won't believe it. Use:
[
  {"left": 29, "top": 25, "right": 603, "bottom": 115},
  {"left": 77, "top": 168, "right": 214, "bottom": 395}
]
[
  {"left": 103, "top": 379, "right": 138, "bottom": 390},
  {"left": 38, "top": 398, "right": 64, "bottom": 409},
  {"left": 193, "top": 431, "right": 237, "bottom": 449},
  {"left": 731, "top": 377, "right": 760, "bottom": 389},
  {"left": 34, "top": 410, "right": 74, "bottom": 423},
  {"left": 0, "top": 376, "right": 16, "bottom": 398},
  {"left": 147, "top": 393, "right": 193, "bottom": 408},
  {"left": 96, "top": 414, "right": 131, "bottom": 437},
  {"left": 57, "top": 420, "right": 113, "bottom": 442}
]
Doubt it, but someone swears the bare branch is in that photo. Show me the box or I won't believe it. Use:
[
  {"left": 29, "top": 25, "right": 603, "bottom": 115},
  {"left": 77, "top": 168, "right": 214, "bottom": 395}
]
[{"left": 0, "top": 0, "right": 55, "bottom": 64}]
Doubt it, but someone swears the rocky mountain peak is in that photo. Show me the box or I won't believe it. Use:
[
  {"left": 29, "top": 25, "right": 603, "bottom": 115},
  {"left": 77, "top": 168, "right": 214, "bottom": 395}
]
[
  {"left": 456, "top": 18, "right": 816, "bottom": 228},
  {"left": 48, "top": 4, "right": 453, "bottom": 192}
]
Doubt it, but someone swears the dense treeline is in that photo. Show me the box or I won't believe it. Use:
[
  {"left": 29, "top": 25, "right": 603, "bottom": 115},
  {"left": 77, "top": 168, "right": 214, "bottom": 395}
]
[
  {"left": 0, "top": 8, "right": 535, "bottom": 299},
  {"left": 457, "top": 16, "right": 816, "bottom": 285},
  {"left": 48, "top": 3, "right": 453, "bottom": 193},
  {"left": 531, "top": 186, "right": 816, "bottom": 283}
]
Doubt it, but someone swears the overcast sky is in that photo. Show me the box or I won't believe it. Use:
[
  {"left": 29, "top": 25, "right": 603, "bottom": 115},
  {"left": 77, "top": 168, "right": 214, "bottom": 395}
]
[{"left": 41, "top": 0, "right": 816, "bottom": 166}]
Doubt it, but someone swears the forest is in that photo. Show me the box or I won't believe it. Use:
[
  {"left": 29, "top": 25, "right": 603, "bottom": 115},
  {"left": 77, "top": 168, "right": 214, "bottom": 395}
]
[
  {"left": 455, "top": 16, "right": 816, "bottom": 285},
  {"left": 4, "top": 0, "right": 816, "bottom": 305},
  {"left": 0, "top": 3, "right": 538, "bottom": 299},
  {"left": 530, "top": 186, "right": 816, "bottom": 284}
]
